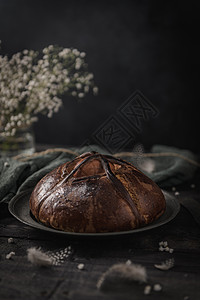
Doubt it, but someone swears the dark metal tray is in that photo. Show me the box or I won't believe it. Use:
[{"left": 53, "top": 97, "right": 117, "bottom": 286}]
[{"left": 8, "top": 189, "right": 180, "bottom": 237}]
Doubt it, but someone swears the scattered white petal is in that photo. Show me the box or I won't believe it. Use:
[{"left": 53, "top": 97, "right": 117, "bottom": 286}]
[
  {"left": 175, "top": 191, "right": 180, "bottom": 196},
  {"left": 172, "top": 187, "right": 176, "bottom": 191},
  {"left": 144, "top": 285, "right": 152, "bottom": 295},
  {"left": 77, "top": 263, "right": 84, "bottom": 270},
  {"left": 163, "top": 241, "right": 168, "bottom": 247},
  {"left": 6, "top": 251, "right": 15, "bottom": 259},
  {"left": 125, "top": 260, "right": 132, "bottom": 266},
  {"left": 4, "top": 162, "right": 10, "bottom": 167},
  {"left": 154, "top": 258, "right": 175, "bottom": 271},
  {"left": 153, "top": 284, "right": 162, "bottom": 291},
  {"left": 8, "top": 237, "right": 14, "bottom": 244}
]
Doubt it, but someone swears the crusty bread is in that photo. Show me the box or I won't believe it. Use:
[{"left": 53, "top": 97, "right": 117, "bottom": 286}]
[{"left": 30, "top": 152, "right": 166, "bottom": 233}]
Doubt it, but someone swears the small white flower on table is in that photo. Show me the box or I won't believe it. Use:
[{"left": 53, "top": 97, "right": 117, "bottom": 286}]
[{"left": 77, "top": 263, "right": 84, "bottom": 270}]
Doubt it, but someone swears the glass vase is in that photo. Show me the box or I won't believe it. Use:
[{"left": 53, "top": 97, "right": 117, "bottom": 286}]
[{"left": 0, "top": 127, "right": 35, "bottom": 158}]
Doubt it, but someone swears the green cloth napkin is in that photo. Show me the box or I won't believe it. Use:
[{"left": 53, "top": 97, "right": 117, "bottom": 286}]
[
  {"left": 126, "top": 145, "right": 199, "bottom": 187},
  {"left": 0, "top": 145, "right": 198, "bottom": 204}
]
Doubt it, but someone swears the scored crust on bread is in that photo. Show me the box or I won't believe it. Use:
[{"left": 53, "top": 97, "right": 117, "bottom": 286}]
[{"left": 30, "top": 152, "right": 166, "bottom": 233}]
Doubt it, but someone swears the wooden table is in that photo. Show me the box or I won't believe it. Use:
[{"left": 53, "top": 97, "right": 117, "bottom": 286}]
[{"left": 0, "top": 172, "right": 200, "bottom": 300}]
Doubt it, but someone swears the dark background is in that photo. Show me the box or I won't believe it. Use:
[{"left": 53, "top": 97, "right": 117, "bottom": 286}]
[{"left": 0, "top": 0, "right": 199, "bottom": 153}]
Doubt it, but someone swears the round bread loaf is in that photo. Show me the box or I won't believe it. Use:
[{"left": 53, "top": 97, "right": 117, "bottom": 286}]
[{"left": 30, "top": 152, "right": 166, "bottom": 233}]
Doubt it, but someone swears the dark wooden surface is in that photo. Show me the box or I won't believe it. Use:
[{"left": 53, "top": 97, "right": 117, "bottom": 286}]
[{"left": 0, "top": 172, "right": 200, "bottom": 300}]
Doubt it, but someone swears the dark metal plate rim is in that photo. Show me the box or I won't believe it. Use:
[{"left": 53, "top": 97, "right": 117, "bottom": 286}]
[{"left": 8, "top": 189, "right": 180, "bottom": 237}]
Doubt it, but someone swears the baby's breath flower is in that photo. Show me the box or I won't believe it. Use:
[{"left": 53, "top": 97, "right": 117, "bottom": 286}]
[
  {"left": 93, "top": 86, "right": 98, "bottom": 95},
  {"left": 72, "top": 49, "right": 80, "bottom": 56},
  {"left": 76, "top": 83, "right": 82, "bottom": 90},
  {"left": 80, "top": 52, "right": 86, "bottom": 58},
  {"left": 78, "top": 93, "right": 84, "bottom": 98},
  {"left": 72, "top": 91, "right": 77, "bottom": 96},
  {"left": 0, "top": 43, "right": 97, "bottom": 137},
  {"left": 84, "top": 85, "right": 90, "bottom": 93}
]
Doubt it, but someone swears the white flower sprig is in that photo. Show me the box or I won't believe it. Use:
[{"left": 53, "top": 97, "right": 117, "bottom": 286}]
[{"left": 0, "top": 42, "right": 98, "bottom": 137}]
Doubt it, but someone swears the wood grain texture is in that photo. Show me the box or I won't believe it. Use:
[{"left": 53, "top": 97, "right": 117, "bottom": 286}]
[{"left": 1, "top": 170, "right": 200, "bottom": 300}]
